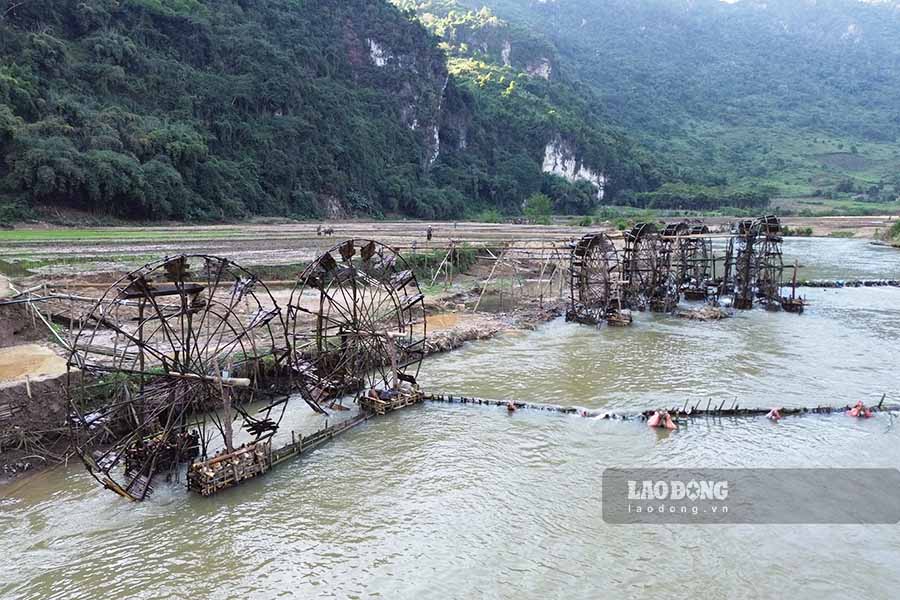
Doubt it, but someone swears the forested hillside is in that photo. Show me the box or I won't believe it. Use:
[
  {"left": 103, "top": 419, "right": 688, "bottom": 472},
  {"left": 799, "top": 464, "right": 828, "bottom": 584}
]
[
  {"left": 394, "top": 0, "right": 668, "bottom": 214},
  {"left": 451, "top": 0, "right": 900, "bottom": 202},
  {"left": 0, "top": 0, "right": 659, "bottom": 222}
]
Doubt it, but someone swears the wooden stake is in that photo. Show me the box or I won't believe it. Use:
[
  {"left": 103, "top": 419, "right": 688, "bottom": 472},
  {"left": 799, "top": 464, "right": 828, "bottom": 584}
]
[{"left": 474, "top": 245, "right": 507, "bottom": 312}]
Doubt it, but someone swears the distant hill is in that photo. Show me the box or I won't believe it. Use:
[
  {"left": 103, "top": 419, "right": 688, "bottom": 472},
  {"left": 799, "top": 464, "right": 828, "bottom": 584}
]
[
  {"left": 448, "top": 0, "right": 900, "bottom": 202},
  {"left": 0, "top": 0, "right": 658, "bottom": 222}
]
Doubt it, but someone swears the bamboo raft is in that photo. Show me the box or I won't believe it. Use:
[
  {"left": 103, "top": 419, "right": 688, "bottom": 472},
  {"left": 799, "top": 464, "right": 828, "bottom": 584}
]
[{"left": 424, "top": 393, "right": 898, "bottom": 421}]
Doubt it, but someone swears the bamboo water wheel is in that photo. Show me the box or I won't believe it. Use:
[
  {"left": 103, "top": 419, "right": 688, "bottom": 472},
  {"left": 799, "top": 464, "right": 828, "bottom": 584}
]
[
  {"left": 723, "top": 216, "right": 783, "bottom": 310},
  {"left": 567, "top": 233, "right": 621, "bottom": 325},
  {"left": 287, "top": 239, "right": 427, "bottom": 413},
  {"left": 67, "top": 255, "right": 289, "bottom": 501},
  {"left": 753, "top": 215, "right": 784, "bottom": 308},
  {"left": 623, "top": 223, "right": 678, "bottom": 312},
  {"left": 672, "top": 224, "right": 714, "bottom": 299},
  {"left": 723, "top": 219, "right": 757, "bottom": 309}
]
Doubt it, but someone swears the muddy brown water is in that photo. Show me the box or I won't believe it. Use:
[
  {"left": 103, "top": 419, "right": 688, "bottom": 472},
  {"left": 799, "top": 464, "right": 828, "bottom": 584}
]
[{"left": 2, "top": 239, "right": 900, "bottom": 599}]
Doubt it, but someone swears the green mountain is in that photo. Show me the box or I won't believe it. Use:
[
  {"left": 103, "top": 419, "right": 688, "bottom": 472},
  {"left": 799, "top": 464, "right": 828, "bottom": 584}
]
[
  {"left": 394, "top": 0, "right": 669, "bottom": 214},
  {"left": 0, "top": 0, "right": 658, "bottom": 222},
  {"left": 446, "top": 0, "right": 900, "bottom": 202}
]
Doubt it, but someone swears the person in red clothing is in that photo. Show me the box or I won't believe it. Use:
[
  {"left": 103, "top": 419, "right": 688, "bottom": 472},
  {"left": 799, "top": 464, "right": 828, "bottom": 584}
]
[
  {"left": 648, "top": 409, "right": 677, "bottom": 430},
  {"left": 848, "top": 400, "right": 873, "bottom": 418}
]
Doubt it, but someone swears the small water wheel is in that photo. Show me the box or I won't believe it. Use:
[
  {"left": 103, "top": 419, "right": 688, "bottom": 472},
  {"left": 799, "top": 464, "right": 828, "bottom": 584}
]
[
  {"left": 287, "top": 239, "right": 427, "bottom": 413},
  {"left": 567, "top": 233, "right": 620, "bottom": 325},
  {"left": 67, "top": 255, "right": 289, "bottom": 501}
]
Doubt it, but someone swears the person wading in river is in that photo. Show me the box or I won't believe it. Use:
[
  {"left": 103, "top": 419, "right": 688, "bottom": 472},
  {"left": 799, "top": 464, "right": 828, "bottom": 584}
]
[
  {"left": 648, "top": 409, "right": 677, "bottom": 430},
  {"left": 848, "top": 400, "right": 873, "bottom": 418}
]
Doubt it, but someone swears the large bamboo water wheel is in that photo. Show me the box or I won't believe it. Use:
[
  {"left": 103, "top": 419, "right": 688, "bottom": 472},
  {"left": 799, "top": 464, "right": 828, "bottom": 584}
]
[
  {"left": 623, "top": 223, "right": 678, "bottom": 312},
  {"left": 67, "top": 255, "right": 289, "bottom": 501},
  {"left": 567, "top": 233, "right": 622, "bottom": 325},
  {"left": 753, "top": 215, "right": 784, "bottom": 308},
  {"left": 723, "top": 219, "right": 757, "bottom": 309},
  {"left": 672, "top": 224, "right": 714, "bottom": 299},
  {"left": 722, "top": 216, "right": 783, "bottom": 309},
  {"left": 287, "top": 239, "right": 427, "bottom": 412}
]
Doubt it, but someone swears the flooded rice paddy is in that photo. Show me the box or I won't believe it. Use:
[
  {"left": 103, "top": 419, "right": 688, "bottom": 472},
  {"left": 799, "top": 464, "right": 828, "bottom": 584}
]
[{"left": 2, "top": 238, "right": 900, "bottom": 599}]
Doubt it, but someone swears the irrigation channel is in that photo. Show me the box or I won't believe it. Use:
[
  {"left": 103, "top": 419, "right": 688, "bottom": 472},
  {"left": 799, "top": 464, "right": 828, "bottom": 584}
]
[{"left": 2, "top": 233, "right": 900, "bottom": 599}]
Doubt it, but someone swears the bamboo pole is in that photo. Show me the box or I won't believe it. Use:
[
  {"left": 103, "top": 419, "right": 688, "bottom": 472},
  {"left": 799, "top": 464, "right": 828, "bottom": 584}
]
[{"left": 473, "top": 245, "right": 507, "bottom": 312}]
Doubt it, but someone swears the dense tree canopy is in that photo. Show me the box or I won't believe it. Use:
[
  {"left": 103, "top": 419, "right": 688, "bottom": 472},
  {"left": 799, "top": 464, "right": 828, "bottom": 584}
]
[{"left": 0, "top": 0, "right": 662, "bottom": 221}]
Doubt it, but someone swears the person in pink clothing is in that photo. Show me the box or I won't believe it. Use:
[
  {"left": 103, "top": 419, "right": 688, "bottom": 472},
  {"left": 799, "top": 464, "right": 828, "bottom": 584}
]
[
  {"left": 848, "top": 400, "right": 873, "bottom": 418},
  {"left": 648, "top": 409, "right": 677, "bottom": 430},
  {"left": 766, "top": 408, "right": 782, "bottom": 421}
]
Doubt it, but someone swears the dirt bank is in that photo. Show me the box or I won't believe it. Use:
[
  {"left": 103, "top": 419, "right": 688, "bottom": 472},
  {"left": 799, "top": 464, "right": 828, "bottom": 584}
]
[{"left": 425, "top": 301, "right": 564, "bottom": 355}]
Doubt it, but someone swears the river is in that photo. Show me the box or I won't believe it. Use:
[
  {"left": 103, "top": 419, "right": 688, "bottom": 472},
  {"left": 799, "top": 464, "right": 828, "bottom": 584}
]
[{"left": 2, "top": 238, "right": 899, "bottom": 599}]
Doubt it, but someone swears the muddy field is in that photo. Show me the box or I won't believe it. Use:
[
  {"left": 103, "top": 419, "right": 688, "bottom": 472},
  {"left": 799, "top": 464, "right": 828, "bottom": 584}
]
[{"left": 0, "top": 216, "right": 895, "bottom": 280}]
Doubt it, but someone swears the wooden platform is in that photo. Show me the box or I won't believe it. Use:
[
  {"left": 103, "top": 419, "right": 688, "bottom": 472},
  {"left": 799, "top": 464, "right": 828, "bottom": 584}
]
[
  {"left": 187, "top": 439, "right": 273, "bottom": 497},
  {"left": 186, "top": 387, "right": 424, "bottom": 498},
  {"left": 358, "top": 388, "right": 424, "bottom": 415}
]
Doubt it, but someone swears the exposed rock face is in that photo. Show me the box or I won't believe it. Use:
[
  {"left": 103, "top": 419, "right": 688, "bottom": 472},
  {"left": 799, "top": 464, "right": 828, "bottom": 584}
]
[
  {"left": 542, "top": 139, "right": 607, "bottom": 199},
  {"left": 322, "top": 196, "right": 348, "bottom": 219},
  {"left": 367, "top": 39, "right": 390, "bottom": 67},
  {"left": 348, "top": 25, "right": 449, "bottom": 169},
  {"left": 429, "top": 75, "right": 451, "bottom": 164},
  {"left": 526, "top": 57, "right": 552, "bottom": 79}
]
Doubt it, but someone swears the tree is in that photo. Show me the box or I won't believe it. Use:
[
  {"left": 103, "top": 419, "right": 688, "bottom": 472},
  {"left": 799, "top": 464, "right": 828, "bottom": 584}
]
[{"left": 523, "top": 192, "right": 552, "bottom": 224}]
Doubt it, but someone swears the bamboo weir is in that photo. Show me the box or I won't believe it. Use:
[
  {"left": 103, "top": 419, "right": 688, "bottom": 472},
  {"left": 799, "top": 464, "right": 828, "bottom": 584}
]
[
  {"left": 187, "top": 389, "right": 898, "bottom": 499},
  {"left": 423, "top": 393, "right": 899, "bottom": 421}
]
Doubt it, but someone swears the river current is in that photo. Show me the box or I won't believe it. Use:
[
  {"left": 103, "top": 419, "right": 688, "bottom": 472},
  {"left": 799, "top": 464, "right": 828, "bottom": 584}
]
[{"left": 2, "top": 238, "right": 899, "bottom": 599}]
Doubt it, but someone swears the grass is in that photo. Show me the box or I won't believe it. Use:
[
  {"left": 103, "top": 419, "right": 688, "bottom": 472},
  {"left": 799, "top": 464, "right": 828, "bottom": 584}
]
[
  {"left": 247, "top": 263, "right": 309, "bottom": 281},
  {"left": 770, "top": 197, "right": 900, "bottom": 217},
  {"left": 651, "top": 120, "right": 900, "bottom": 201},
  {"left": 782, "top": 225, "right": 813, "bottom": 237},
  {"left": 0, "top": 227, "right": 245, "bottom": 243}
]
